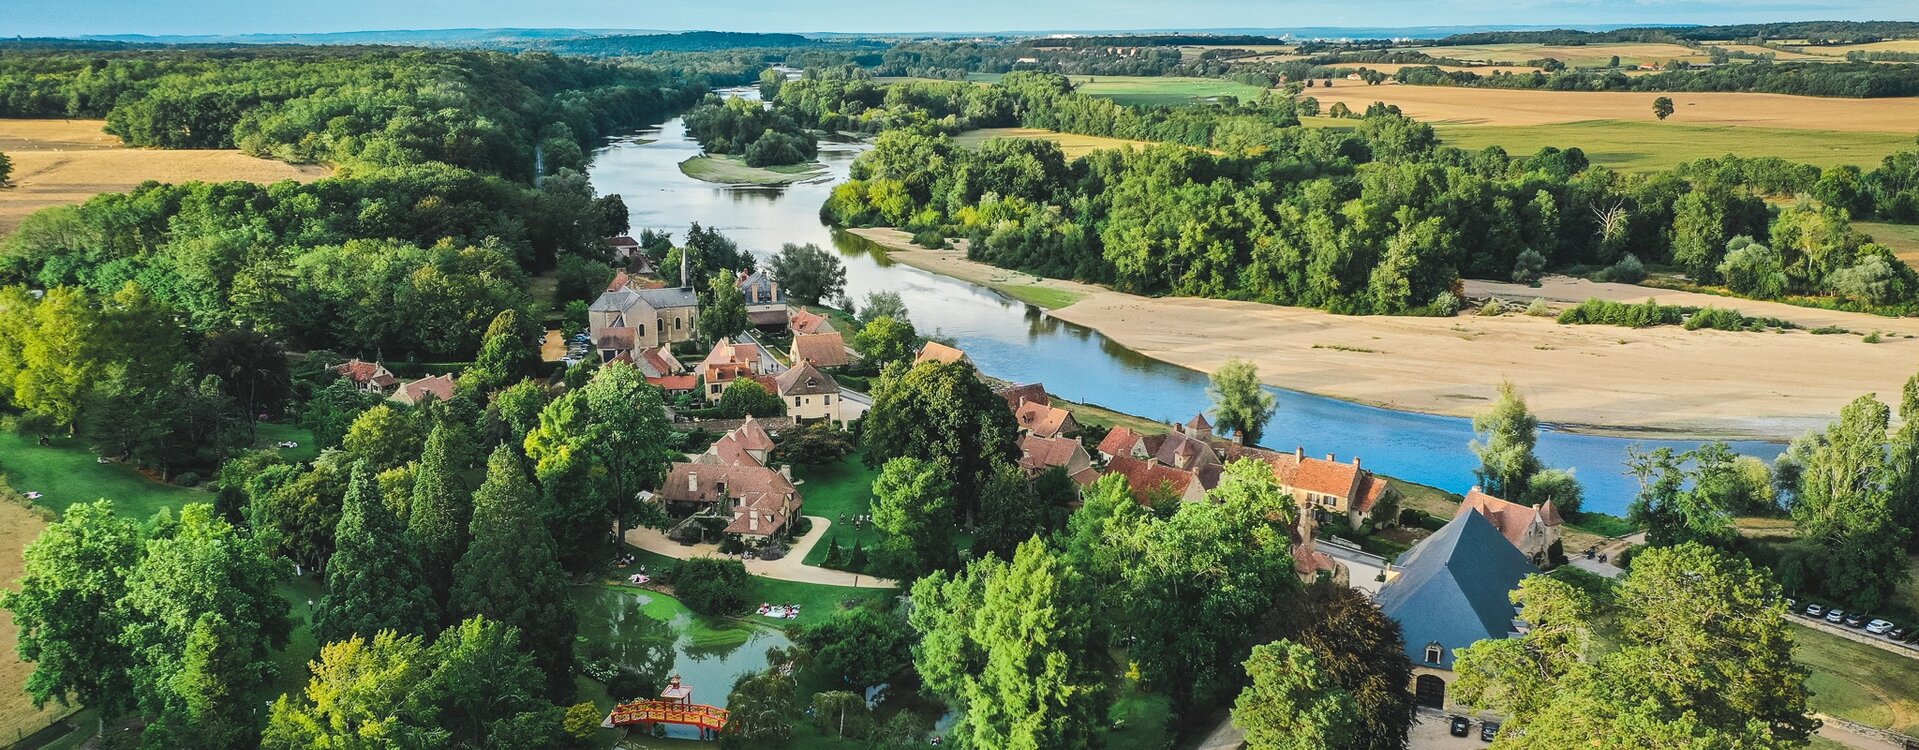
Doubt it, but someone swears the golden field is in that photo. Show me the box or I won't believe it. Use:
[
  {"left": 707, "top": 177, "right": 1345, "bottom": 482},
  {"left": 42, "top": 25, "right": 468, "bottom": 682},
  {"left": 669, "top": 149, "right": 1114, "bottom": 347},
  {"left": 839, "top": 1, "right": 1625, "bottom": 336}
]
[
  {"left": 1305, "top": 84, "right": 1919, "bottom": 131},
  {"left": 0, "top": 119, "right": 329, "bottom": 235}
]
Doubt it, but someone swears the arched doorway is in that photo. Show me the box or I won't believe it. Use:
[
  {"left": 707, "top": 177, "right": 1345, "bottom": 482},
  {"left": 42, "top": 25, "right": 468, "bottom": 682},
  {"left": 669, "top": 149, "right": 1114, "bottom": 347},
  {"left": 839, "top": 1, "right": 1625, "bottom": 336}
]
[{"left": 1415, "top": 674, "right": 1447, "bottom": 709}]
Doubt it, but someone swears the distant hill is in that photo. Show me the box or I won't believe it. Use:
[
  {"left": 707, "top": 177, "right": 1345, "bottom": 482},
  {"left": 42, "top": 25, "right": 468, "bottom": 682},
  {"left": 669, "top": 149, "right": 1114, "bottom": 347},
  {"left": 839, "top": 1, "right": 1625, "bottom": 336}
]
[
  {"left": 72, "top": 28, "right": 660, "bottom": 47},
  {"left": 529, "top": 31, "right": 876, "bottom": 54}
]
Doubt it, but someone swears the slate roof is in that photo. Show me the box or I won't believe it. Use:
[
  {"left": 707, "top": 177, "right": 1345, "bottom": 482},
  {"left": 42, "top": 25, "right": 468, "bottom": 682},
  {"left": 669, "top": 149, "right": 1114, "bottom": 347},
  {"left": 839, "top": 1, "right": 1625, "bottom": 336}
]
[
  {"left": 776, "top": 360, "right": 839, "bottom": 397},
  {"left": 590, "top": 288, "right": 640, "bottom": 312},
  {"left": 633, "top": 286, "right": 698, "bottom": 310},
  {"left": 1375, "top": 509, "right": 1538, "bottom": 670}
]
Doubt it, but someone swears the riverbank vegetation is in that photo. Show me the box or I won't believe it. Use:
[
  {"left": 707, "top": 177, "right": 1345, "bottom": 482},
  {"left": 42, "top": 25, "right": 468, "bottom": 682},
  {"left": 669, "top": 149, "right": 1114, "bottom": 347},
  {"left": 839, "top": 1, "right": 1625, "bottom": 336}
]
[
  {"left": 678, "top": 154, "right": 826, "bottom": 185},
  {"left": 681, "top": 94, "right": 818, "bottom": 167},
  {"left": 1555, "top": 298, "right": 1796, "bottom": 331}
]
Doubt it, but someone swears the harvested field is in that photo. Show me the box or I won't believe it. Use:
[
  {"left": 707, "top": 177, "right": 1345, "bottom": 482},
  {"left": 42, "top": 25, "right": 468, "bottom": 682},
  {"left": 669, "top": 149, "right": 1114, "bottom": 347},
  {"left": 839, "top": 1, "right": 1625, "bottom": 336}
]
[
  {"left": 0, "top": 497, "right": 64, "bottom": 745},
  {"left": 0, "top": 118, "right": 329, "bottom": 235},
  {"left": 1307, "top": 84, "right": 1919, "bottom": 132},
  {"left": 1784, "top": 39, "right": 1919, "bottom": 57},
  {"left": 1431, "top": 120, "right": 1915, "bottom": 171},
  {"left": 1860, "top": 222, "right": 1919, "bottom": 271},
  {"left": 1062, "top": 75, "right": 1271, "bottom": 106},
  {"left": 1321, "top": 62, "right": 1543, "bottom": 75},
  {"left": 954, "top": 127, "right": 1155, "bottom": 158},
  {"left": 1405, "top": 41, "right": 1709, "bottom": 68}
]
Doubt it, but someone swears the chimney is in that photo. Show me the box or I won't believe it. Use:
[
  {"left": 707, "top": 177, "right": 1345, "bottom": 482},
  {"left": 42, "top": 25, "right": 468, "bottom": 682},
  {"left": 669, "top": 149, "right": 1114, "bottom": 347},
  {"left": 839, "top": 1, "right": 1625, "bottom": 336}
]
[
  {"left": 1352, "top": 456, "right": 1362, "bottom": 471},
  {"left": 779, "top": 465, "right": 792, "bottom": 480},
  {"left": 687, "top": 471, "right": 698, "bottom": 493},
  {"left": 1325, "top": 453, "right": 1335, "bottom": 462},
  {"left": 1295, "top": 446, "right": 1304, "bottom": 461}
]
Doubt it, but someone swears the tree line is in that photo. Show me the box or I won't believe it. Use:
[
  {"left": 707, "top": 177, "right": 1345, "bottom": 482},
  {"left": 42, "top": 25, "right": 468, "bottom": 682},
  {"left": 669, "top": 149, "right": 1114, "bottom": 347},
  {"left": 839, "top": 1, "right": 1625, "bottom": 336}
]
[{"left": 815, "top": 72, "right": 1919, "bottom": 315}]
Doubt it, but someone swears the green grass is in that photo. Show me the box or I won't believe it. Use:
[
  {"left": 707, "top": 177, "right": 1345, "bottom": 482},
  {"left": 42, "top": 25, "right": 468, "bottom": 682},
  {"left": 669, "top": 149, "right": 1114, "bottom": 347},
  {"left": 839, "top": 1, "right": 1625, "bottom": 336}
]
[
  {"left": 1431, "top": 120, "right": 1916, "bottom": 172},
  {"left": 794, "top": 457, "right": 881, "bottom": 567},
  {"left": 0, "top": 431, "right": 203, "bottom": 519},
  {"left": 619, "top": 544, "right": 888, "bottom": 623},
  {"left": 996, "top": 283, "right": 1089, "bottom": 310},
  {"left": 1792, "top": 623, "right": 1919, "bottom": 736},
  {"left": 678, "top": 154, "right": 826, "bottom": 186},
  {"left": 253, "top": 422, "right": 319, "bottom": 464},
  {"left": 263, "top": 576, "right": 325, "bottom": 706}
]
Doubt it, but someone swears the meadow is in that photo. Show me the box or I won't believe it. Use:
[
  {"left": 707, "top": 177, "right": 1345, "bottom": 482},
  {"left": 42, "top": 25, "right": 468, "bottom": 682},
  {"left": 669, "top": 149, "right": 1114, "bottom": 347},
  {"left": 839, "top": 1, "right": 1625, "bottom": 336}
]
[
  {"left": 1782, "top": 39, "right": 1919, "bottom": 57},
  {"left": 0, "top": 119, "right": 329, "bottom": 235},
  {"left": 1403, "top": 41, "right": 1710, "bottom": 68},
  {"left": 1427, "top": 120, "right": 1917, "bottom": 172},
  {"left": 961, "top": 73, "right": 1270, "bottom": 106},
  {"left": 1859, "top": 222, "right": 1919, "bottom": 270},
  {"left": 953, "top": 126, "right": 1155, "bottom": 158}
]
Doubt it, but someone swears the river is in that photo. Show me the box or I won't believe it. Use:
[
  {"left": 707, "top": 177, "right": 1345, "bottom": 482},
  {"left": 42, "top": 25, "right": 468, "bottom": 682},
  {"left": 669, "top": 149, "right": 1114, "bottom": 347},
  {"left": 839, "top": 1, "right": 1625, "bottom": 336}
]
[{"left": 588, "top": 94, "right": 1785, "bottom": 518}]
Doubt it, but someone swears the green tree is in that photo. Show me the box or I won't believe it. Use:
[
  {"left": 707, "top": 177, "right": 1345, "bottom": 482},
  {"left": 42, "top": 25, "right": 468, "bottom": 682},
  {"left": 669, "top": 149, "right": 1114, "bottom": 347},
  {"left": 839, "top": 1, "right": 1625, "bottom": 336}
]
[
  {"left": 796, "top": 605, "right": 914, "bottom": 690},
  {"left": 869, "top": 456, "right": 956, "bottom": 578},
  {"left": 809, "top": 690, "right": 874, "bottom": 739},
  {"left": 149, "top": 613, "right": 258, "bottom": 750},
  {"left": 317, "top": 463, "right": 436, "bottom": 643},
  {"left": 1233, "top": 641, "right": 1359, "bottom": 750},
  {"left": 11, "top": 286, "right": 102, "bottom": 432},
  {"left": 1263, "top": 583, "right": 1415, "bottom": 750},
  {"left": 300, "top": 378, "right": 384, "bottom": 449},
  {"left": 698, "top": 271, "right": 750, "bottom": 344},
  {"left": 464, "top": 309, "right": 541, "bottom": 395},
  {"left": 973, "top": 461, "right": 1046, "bottom": 561},
  {"left": 950, "top": 538, "right": 1105, "bottom": 750},
  {"left": 262, "top": 630, "right": 446, "bottom": 748},
  {"left": 768, "top": 243, "right": 847, "bottom": 305},
  {"left": 1790, "top": 394, "right": 1911, "bottom": 610},
  {"left": 1652, "top": 96, "right": 1675, "bottom": 120},
  {"left": 906, "top": 555, "right": 1001, "bottom": 706},
  {"left": 0, "top": 150, "right": 11, "bottom": 185},
  {"left": 422, "top": 616, "right": 558, "bottom": 746},
  {"left": 121, "top": 504, "right": 291, "bottom": 740},
  {"left": 451, "top": 445, "right": 577, "bottom": 699},
  {"left": 580, "top": 362, "right": 672, "bottom": 534},
  {"left": 671, "top": 556, "right": 752, "bottom": 615},
  {"left": 1471, "top": 381, "right": 1542, "bottom": 499},
  {"left": 856, "top": 291, "right": 909, "bottom": 325},
  {"left": 1208, "top": 358, "right": 1278, "bottom": 443},
  {"left": 1, "top": 500, "right": 143, "bottom": 728},
  {"left": 718, "top": 378, "right": 786, "bottom": 418},
  {"left": 1626, "top": 446, "right": 1738, "bottom": 549},
  {"left": 851, "top": 315, "right": 918, "bottom": 367},
  {"left": 722, "top": 668, "right": 798, "bottom": 748},
  {"left": 861, "top": 360, "right": 1020, "bottom": 524},
  {"left": 523, "top": 389, "right": 614, "bottom": 571},
  {"left": 342, "top": 403, "right": 427, "bottom": 472},
  {"left": 408, "top": 422, "right": 471, "bottom": 621}
]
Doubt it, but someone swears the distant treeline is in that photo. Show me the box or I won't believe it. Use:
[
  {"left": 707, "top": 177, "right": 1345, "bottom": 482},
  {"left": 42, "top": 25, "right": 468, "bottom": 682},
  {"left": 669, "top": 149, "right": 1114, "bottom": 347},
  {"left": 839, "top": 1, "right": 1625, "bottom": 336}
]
[
  {"left": 521, "top": 31, "right": 878, "bottom": 56},
  {"left": 1426, "top": 21, "right": 1919, "bottom": 45},
  {"left": 1390, "top": 60, "right": 1919, "bottom": 98},
  {"left": 814, "top": 72, "right": 1919, "bottom": 316}
]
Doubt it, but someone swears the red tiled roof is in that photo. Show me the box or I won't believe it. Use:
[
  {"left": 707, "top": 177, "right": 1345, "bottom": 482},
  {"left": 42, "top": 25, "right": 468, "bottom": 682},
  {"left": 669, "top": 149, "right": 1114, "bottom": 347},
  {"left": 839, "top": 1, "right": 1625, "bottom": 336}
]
[
  {"left": 1018, "top": 434, "right": 1086, "bottom": 473},
  {"left": 789, "top": 308, "right": 831, "bottom": 335},
  {"left": 1293, "top": 544, "right": 1341, "bottom": 577},
  {"left": 703, "top": 340, "right": 761, "bottom": 370},
  {"left": 333, "top": 359, "right": 395, "bottom": 386},
  {"left": 734, "top": 415, "right": 776, "bottom": 452},
  {"left": 1186, "top": 413, "right": 1211, "bottom": 431},
  {"left": 605, "top": 235, "right": 641, "bottom": 249},
  {"left": 1456, "top": 488, "right": 1563, "bottom": 548},
  {"left": 791, "top": 332, "right": 850, "bottom": 368},
  {"left": 659, "top": 463, "right": 799, "bottom": 538},
  {"left": 390, "top": 374, "right": 456, "bottom": 405},
  {"left": 996, "top": 383, "right": 1049, "bottom": 411},
  {"left": 595, "top": 327, "right": 637, "bottom": 352},
  {"left": 607, "top": 270, "right": 632, "bottom": 292},
  {"left": 1015, "top": 401, "right": 1075, "bottom": 438},
  {"left": 647, "top": 374, "right": 698, "bottom": 392},
  {"left": 1097, "top": 427, "right": 1148, "bottom": 459},
  {"left": 775, "top": 360, "right": 839, "bottom": 396},
  {"left": 1103, "top": 456, "right": 1198, "bottom": 502},
  {"left": 914, "top": 341, "right": 967, "bottom": 366}
]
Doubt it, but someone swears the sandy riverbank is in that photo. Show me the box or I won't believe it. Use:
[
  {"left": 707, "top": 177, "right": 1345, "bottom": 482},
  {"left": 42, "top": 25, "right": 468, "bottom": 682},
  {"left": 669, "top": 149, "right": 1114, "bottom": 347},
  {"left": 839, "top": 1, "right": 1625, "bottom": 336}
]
[{"left": 852, "top": 229, "right": 1918, "bottom": 438}]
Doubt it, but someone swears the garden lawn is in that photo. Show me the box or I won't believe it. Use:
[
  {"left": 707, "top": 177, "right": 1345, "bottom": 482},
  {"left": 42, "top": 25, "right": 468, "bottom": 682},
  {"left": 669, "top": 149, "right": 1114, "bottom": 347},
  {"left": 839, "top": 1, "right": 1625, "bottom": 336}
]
[
  {"left": 1793, "top": 623, "right": 1919, "bottom": 736},
  {"left": 253, "top": 422, "right": 319, "bottom": 464},
  {"left": 263, "top": 576, "right": 325, "bottom": 706},
  {"left": 795, "top": 457, "right": 891, "bottom": 572},
  {"left": 620, "top": 544, "right": 888, "bottom": 623},
  {"left": 0, "top": 432, "right": 202, "bottom": 519}
]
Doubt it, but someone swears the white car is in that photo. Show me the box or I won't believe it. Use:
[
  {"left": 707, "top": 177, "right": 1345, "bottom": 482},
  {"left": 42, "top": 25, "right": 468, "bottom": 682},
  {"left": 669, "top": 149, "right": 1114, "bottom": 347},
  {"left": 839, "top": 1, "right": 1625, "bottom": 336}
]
[
  {"left": 1865, "top": 619, "right": 1894, "bottom": 635},
  {"left": 1826, "top": 609, "right": 1846, "bottom": 624}
]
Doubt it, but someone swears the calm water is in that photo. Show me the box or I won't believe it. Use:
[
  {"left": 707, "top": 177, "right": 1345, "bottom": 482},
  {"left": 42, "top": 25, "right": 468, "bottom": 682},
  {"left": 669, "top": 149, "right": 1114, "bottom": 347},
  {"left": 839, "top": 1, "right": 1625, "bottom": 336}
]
[
  {"left": 588, "top": 92, "right": 1786, "bottom": 517},
  {"left": 573, "top": 587, "right": 792, "bottom": 739}
]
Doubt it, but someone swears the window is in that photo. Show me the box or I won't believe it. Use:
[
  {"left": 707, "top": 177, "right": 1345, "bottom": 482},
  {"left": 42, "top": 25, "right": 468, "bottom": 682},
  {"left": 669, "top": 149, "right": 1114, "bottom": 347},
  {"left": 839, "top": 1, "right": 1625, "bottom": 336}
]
[
  {"left": 637, "top": 324, "right": 645, "bottom": 338},
  {"left": 824, "top": 394, "right": 832, "bottom": 404},
  {"left": 676, "top": 317, "right": 682, "bottom": 330},
  {"left": 1425, "top": 644, "right": 1443, "bottom": 664}
]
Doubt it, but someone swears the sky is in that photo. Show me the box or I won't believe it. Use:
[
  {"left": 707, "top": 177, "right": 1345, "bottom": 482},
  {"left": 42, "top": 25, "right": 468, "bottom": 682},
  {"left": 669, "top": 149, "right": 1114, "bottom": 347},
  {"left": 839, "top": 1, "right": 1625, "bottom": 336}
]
[{"left": 4, "top": 0, "right": 1911, "bottom": 38}]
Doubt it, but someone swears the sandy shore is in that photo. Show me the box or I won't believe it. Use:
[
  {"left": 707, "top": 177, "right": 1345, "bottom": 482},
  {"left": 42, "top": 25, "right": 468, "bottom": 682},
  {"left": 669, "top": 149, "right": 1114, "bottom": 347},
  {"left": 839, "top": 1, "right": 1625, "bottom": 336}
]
[{"left": 851, "top": 229, "right": 1917, "bottom": 438}]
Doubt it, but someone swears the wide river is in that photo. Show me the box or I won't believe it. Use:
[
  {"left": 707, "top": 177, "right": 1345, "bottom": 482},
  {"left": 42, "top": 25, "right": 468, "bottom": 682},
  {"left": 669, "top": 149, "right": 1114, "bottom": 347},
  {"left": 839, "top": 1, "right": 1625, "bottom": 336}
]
[{"left": 589, "top": 95, "right": 1785, "bottom": 518}]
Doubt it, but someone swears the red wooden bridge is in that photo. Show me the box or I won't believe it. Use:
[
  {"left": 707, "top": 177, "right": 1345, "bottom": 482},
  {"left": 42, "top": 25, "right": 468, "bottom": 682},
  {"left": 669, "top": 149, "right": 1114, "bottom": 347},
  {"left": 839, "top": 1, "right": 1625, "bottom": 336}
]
[{"left": 608, "top": 699, "right": 729, "bottom": 732}]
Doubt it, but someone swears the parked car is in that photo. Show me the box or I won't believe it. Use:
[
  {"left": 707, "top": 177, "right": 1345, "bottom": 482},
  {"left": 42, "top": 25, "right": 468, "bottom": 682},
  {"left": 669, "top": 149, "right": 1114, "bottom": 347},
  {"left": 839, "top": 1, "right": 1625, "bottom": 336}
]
[
  {"left": 1866, "top": 619, "right": 1894, "bottom": 635},
  {"left": 1844, "top": 612, "right": 1869, "bottom": 628},
  {"left": 1449, "top": 716, "right": 1471, "bottom": 737},
  {"left": 1826, "top": 609, "right": 1845, "bottom": 624},
  {"left": 1481, "top": 721, "right": 1502, "bottom": 742},
  {"left": 1889, "top": 625, "right": 1911, "bottom": 640},
  {"left": 1804, "top": 603, "right": 1826, "bottom": 617}
]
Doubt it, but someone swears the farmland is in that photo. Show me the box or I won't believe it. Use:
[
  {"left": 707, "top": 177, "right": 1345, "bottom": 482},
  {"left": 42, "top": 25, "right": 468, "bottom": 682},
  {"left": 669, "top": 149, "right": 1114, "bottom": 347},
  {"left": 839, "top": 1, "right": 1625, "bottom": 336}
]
[
  {"left": 1305, "top": 84, "right": 1919, "bottom": 131},
  {"left": 0, "top": 496, "right": 63, "bottom": 747},
  {"left": 1404, "top": 41, "right": 1712, "bottom": 68},
  {"left": 953, "top": 127, "right": 1155, "bottom": 158},
  {"left": 1427, "top": 120, "right": 1916, "bottom": 171},
  {"left": 0, "top": 119, "right": 330, "bottom": 235},
  {"left": 962, "top": 73, "right": 1271, "bottom": 106},
  {"left": 1782, "top": 39, "right": 1919, "bottom": 57}
]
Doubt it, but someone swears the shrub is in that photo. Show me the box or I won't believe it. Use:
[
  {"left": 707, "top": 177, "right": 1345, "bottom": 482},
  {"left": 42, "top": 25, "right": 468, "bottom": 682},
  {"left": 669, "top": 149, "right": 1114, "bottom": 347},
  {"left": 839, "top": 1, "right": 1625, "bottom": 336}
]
[
  {"left": 1477, "top": 298, "right": 1508, "bottom": 316},
  {"left": 1865, "top": 331, "right": 1883, "bottom": 343},
  {"left": 911, "top": 230, "right": 947, "bottom": 248},
  {"left": 1682, "top": 306, "right": 1746, "bottom": 331},
  {"left": 1398, "top": 508, "right": 1428, "bottom": 528},
  {"left": 1598, "top": 253, "right": 1647, "bottom": 284},
  {"left": 671, "top": 557, "right": 751, "bottom": 615},
  {"left": 1524, "top": 298, "right": 1553, "bottom": 317},
  {"left": 1512, "top": 249, "right": 1547, "bottom": 284},
  {"left": 1427, "top": 290, "right": 1462, "bottom": 317}
]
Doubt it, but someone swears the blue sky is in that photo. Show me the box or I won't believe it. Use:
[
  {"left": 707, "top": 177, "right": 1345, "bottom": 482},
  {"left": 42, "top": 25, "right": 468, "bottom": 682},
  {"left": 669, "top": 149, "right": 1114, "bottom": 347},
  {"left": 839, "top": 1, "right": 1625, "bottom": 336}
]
[{"left": 4, "top": 0, "right": 1909, "bottom": 37}]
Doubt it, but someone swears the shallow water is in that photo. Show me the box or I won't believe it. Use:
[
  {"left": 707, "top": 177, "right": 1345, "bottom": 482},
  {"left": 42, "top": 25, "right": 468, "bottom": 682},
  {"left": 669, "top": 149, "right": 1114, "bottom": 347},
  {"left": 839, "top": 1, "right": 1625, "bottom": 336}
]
[{"left": 588, "top": 90, "right": 1786, "bottom": 517}]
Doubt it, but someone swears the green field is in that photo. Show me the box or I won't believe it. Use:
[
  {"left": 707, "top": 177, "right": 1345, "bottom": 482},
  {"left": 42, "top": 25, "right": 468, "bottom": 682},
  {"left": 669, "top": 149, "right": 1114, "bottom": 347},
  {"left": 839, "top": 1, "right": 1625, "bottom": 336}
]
[
  {"left": 1430, "top": 119, "right": 1915, "bottom": 172},
  {"left": 0, "top": 431, "right": 203, "bottom": 519},
  {"left": 1793, "top": 623, "right": 1919, "bottom": 736},
  {"left": 961, "top": 73, "right": 1268, "bottom": 107},
  {"left": 1860, "top": 221, "right": 1919, "bottom": 271},
  {"left": 678, "top": 154, "right": 827, "bottom": 186},
  {"left": 953, "top": 127, "right": 1154, "bottom": 159},
  {"left": 794, "top": 457, "right": 883, "bottom": 569}
]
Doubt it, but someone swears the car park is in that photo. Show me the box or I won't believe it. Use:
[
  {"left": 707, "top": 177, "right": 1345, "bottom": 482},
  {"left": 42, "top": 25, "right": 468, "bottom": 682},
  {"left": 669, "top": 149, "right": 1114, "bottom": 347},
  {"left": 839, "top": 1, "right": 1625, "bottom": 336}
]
[
  {"left": 1866, "top": 619, "right": 1894, "bottom": 635},
  {"left": 1449, "top": 716, "right": 1471, "bottom": 737},
  {"left": 1481, "top": 721, "right": 1502, "bottom": 741},
  {"left": 1826, "top": 609, "right": 1845, "bottom": 624},
  {"left": 1804, "top": 603, "right": 1826, "bottom": 617},
  {"left": 1844, "top": 612, "right": 1869, "bottom": 628}
]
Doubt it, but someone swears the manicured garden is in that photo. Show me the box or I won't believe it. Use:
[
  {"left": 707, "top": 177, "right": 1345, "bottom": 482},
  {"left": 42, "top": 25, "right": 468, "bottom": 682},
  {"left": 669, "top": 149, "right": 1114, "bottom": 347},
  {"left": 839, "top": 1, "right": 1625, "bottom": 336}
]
[
  {"left": 1792, "top": 623, "right": 1919, "bottom": 736},
  {"left": 0, "top": 431, "right": 201, "bottom": 519}
]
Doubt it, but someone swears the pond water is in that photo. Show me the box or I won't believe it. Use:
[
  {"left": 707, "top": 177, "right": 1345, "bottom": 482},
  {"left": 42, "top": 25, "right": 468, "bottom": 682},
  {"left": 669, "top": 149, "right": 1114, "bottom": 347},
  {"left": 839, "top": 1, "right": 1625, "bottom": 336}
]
[
  {"left": 587, "top": 90, "right": 1786, "bottom": 518},
  {"left": 572, "top": 586, "right": 791, "bottom": 708}
]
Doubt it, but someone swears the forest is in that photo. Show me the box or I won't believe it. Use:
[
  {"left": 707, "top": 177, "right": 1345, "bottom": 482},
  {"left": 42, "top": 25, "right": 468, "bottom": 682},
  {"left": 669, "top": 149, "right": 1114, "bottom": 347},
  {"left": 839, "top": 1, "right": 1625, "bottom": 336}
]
[{"left": 812, "top": 71, "right": 1919, "bottom": 315}]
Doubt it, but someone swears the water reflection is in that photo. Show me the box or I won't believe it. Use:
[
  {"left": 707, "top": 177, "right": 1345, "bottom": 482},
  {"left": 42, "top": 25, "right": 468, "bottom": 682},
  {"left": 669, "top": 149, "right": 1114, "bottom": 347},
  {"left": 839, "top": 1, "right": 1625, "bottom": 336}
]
[
  {"left": 587, "top": 95, "right": 1785, "bottom": 517},
  {"left": 571, "top": 587, "right": 789, "bottom": 710}
]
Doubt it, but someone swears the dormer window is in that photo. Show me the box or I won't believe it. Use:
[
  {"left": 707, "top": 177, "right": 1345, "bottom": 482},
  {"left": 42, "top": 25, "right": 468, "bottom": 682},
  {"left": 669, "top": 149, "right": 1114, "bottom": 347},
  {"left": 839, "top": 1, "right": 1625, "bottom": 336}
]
[{"left": 1425, "top": 643, "right": 1444, "bottom": 664}]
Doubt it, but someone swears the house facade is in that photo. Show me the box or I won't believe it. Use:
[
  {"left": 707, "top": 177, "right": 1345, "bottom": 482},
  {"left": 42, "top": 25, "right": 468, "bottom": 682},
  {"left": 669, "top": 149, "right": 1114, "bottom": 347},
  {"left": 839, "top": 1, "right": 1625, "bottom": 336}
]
[
  {"left": 698, "top": 340, "right": 766, "bottom": 401},
  {"left": 655, "top": 418, "right": 802, "bottom": 541},
  {"left": 333, "top": 359, "right": 398, "bottom": 394},
  {"left": 1455, "top": 487, "right": 1564, "bottom": 565},
  {"left": 776, "top": 361, "right": 854, "bottom": 428},
  {"left": 390, "top": 374, "right": 455, "bottom": 406},
  {"left": 588, "top": 285, "right": 699, "bottom": 359},
  {"left": 737, "top": 270, "right": 788, "bottom": 330}
]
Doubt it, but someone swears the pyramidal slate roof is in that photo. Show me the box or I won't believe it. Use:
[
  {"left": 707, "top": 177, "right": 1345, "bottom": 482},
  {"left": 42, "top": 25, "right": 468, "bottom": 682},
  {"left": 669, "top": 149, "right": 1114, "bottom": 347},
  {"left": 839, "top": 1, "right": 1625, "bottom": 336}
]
[{"left": 1375, "top": 508, "right": 1538, "bottom": 670}]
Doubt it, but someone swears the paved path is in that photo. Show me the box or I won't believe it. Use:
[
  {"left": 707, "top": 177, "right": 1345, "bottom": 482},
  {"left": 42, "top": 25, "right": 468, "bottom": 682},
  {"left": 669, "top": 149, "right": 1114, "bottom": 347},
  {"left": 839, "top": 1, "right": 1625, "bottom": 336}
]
[
  {"left": 1788, "top": 613, "right": 1919, "bottom": 660},
  {"left": 624, "top": 515, "right": 898, "bottom": 589}
]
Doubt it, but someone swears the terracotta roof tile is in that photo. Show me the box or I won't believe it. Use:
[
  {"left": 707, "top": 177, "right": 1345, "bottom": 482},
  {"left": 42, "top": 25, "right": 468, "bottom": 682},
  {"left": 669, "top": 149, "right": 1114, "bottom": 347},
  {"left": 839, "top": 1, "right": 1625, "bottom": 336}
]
[
  {"left": 1097, "top": 427, "right": 1147, "bottom": 459},
  {"left": 1456, "top": 488, "right": 1562, "bottom": 549},
  {"left": 791, "top": 332, "right": 850, "bottom": 368},
  {"left": 914, "top": 341, "right": 968, "bottom": 366},
  {"left": 390, "top": 374, "right": 456, "bottom": 405},
  {"left": 1104, "top": 456, "right": 1198, "bottom": 502}
]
